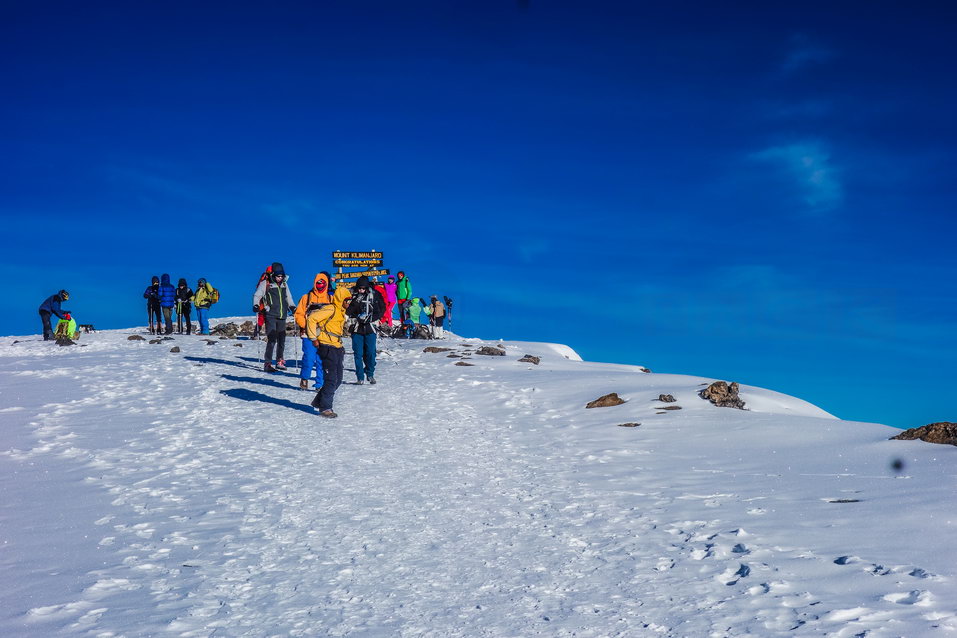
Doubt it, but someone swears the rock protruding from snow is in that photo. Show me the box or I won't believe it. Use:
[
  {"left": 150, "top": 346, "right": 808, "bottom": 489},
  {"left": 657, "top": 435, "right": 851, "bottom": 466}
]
[
  {"left": 658, "top": 394, "right": 676, "bottom": 403},
  {"left": 518, "top": 355, "right": 541, "bottom": 365},
  {"left": 891, "top": 422, "right": 957, "bottom": 447},
  {"left": 211, "top": 321, "right": 255, "bottom": 338},
  {"left": 170, "top": 347, "right": 181, "bottom": 353},
  {"left": 586, "top": 393, "right": 626, "bottom": 408},
  {"left": 700, "top": 381, "right": 746, "bottom": 409},
  {"left": 475, "top": 346, "right": 506, "bottom": 356},
  {"left": 423, "top": 347, "right": 453, "bottom": 353},
  {"left": 127, "top": 335, "right": 145, "bottom": 341}
]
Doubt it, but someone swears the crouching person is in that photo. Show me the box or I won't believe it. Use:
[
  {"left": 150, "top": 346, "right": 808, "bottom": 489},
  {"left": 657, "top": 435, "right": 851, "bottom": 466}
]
[{"left": 306, "top": 285, "right": 352, "bottom": 418}]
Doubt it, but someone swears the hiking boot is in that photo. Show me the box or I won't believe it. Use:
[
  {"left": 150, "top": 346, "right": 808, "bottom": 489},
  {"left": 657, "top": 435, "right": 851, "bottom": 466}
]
[
  {"left": 264, "top": 362, "right": 277, "bottom": 373},
  {"left": 299, "top": 379, "right": 309, "bottom": 390},
  {"left": 276, "top": 359, "right": 287, "bottom": 370},
  {"left": 368, "top": 377, "right": 376, "bottom": 385},
  {"left": 356, "top": 379, "right": 364, "bottom": 385},
  {"left": 319, "top": 409, "right": 337, "bottom": 418}
]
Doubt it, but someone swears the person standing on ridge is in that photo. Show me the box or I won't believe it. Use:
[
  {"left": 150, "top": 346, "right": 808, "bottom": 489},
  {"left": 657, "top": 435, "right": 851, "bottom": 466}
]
[
  {"left": 428, "top": 295, "right": 446, "bottom": 339},
  {"left": 306, "top": 284, "right": 353, "bottom": 418},
  {"left": 253, "top": 262, "right": 295, "bottom": 373},
  {"left": 294, "top": 272, "right": 331, "bottom": 390},
  {"left": 193, "top": 277, "right": 216, "bottom": 335},
  {"left": 408, "top": 296, "right": 424, "bottom": 327},
  {"left": 396, "top": 271, "right": 412, "bottom": 323},
  {"left": 346, "top": 275, "right": 386, "bottom": 385},
  {"left": 158, "top": 274, "right": 176, "bottom": 335},
  {"left": 382, "top": 275, "right": 398, "bottom": 327},
  {"left": 143, "top": 276, "right": 161, "bottom": 335},
  {"left": 175, "top": 278, "right": 194, "bottom": 334},
  {"left": 38, "top": 289, "right": 71, "bottom": 341}
]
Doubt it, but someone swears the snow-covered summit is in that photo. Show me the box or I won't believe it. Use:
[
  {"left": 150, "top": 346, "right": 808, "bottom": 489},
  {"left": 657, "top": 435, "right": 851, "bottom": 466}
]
[{"left": 1, "top": 323, "right": 954, "bottom": 636}]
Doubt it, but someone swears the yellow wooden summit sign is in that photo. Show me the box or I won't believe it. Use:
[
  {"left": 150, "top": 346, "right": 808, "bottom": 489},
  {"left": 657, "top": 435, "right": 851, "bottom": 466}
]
[{"left": 333, "top": 251, "right": 383, "bottom": 268}]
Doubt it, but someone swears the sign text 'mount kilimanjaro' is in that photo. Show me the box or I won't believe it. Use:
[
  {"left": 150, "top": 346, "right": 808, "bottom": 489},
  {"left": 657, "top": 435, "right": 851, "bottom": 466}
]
[{"left": 332, "top": 251, "right": 383, "bottom": 260}]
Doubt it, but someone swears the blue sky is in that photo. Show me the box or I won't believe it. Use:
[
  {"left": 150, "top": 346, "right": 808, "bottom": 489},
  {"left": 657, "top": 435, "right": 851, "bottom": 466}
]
[{"left": 2, "top": 1, "right": 955, "bottom": 428}]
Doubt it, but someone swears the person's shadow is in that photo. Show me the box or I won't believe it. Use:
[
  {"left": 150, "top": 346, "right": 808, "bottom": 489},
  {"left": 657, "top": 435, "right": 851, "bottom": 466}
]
[
  {"left": 220, "top": 388, "right": 316, "bottom": 414},
  {"left": 221, "top": 374, "right": 293, "bottom": 390}
]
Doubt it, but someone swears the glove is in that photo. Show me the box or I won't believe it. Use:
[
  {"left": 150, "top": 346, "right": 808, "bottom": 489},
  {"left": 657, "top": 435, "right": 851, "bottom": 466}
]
[
  {"left": 358, "top": 312, "right": 369, "bottom": 321},
  {"left": 253, "top": 305, "right": 260, "bottom": 313}
]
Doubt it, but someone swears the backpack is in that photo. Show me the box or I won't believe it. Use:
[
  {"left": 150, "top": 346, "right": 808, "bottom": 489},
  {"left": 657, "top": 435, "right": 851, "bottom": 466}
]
[{"left": 208, "top": 286, "right": 220, "bottom": 304}]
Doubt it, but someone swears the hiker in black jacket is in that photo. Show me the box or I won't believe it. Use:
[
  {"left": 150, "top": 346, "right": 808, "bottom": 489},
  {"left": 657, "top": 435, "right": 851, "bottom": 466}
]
[
  {"left": 143, "top": 276, "right": 162, "bottom": 335},
  {"left": 175, "top": 278, "right": 194, "bottom": 334},
  {"left": 346, "top": 275, "right": 386, "bottom": 384},
  {"left": 252, "top": 262, "right": 296, "bottom": 373}
]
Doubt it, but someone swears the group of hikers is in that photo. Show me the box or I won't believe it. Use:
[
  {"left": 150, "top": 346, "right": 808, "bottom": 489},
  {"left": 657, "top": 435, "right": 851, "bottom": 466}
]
[
  {"left": 252, "top": 264, "right": 448, "bottom": 419},
  {"left": 36, "top": 265, "right": 449, "bottom": 420},
  {"left": 143, "top": 275, "right": 219, "bottom": 335}
]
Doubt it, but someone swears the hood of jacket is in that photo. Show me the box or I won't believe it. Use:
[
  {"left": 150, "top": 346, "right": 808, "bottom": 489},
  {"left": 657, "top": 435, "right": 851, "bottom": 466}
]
[
  {"left": 313, "top": 272, "right": 331, "bottom": 302},
  {"left": 161, "top": 274, "right": 171, "bottom": 285}
]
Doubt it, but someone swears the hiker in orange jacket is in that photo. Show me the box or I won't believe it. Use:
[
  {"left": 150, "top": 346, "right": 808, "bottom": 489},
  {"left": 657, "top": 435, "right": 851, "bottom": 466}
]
[{"left": 294, "top": 272, "right": 332, "bottom": 390}]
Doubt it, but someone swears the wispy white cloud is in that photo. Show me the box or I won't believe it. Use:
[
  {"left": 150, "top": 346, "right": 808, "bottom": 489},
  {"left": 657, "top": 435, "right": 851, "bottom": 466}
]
[
  {"left": 750, "top": 141, "right": 844, "bottom": 213},
  {"left": 781, "top": 34, "right": 835, "bottom": 73}
]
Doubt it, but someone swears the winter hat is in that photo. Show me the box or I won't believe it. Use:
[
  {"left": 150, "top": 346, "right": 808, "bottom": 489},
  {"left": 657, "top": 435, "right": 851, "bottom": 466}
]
[
  {"left": 271, "top": 262, "right": 285, "bottom": 276},
  {"left": 198, "top": 277, "right": 206, "bottom": 286},
  {"left": 59, "top": 289, "right": 70, "bottom": 300},
  {"left": 178, "top": 278, "right": 187, "bottom": 287},
  {"left": 397, "top": 271, "right": 405, "bottom": 278},
  {"left": 387, "top": 276, "right": 395, "bottom": 283},
  {"left": 355, "top": 275, "right": 371, "bottom": 288},
  {"left": 430, "top": 295, "right": 437, "bottom": 300},
  {"left": 151, "top": 276, "right": 159, "bottom": 284}
]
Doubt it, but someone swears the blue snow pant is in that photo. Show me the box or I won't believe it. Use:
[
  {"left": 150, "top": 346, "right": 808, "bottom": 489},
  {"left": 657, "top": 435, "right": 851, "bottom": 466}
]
[
  {"left": 300, "top": 337, "right": 324, "bottom": 386},
  {"left": 196, "top": 307, "right": 210, "bottom": 334},
  {"left": 314, "top": 345, "right": 344, "bottom": 412},
  {"left": 351, "top": 332, "right": 377, "bottom": 381}
]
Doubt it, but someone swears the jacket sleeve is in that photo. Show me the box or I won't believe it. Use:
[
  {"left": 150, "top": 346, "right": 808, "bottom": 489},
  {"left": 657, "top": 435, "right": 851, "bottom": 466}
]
[
  {"left": 252, "top": 280, "right": 267, "bottom": 308},
  {"left": 345, "top": 297, "right": 360, "bottom": 318},
  {"left": 373, "top": 291, "right": 386, "bottom": 317},
  {"left": 294, "top": 294, "right": 308, "bottom": 329},
  {"left": 284, "top": 285, "right": 296, "bottom": 313}
]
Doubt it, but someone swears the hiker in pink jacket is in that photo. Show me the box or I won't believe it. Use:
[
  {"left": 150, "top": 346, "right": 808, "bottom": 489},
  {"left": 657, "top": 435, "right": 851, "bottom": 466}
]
[{"left": 382, "top": 275, "right": 398, "bottom": 326}]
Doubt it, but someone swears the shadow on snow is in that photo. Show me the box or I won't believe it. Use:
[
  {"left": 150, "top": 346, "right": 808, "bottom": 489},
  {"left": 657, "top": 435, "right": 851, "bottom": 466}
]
[{"left": 220, "top": 388, "right": 316, "bottom": 415}]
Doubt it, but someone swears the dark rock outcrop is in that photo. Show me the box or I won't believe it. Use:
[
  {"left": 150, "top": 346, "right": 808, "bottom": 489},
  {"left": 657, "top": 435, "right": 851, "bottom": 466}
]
[
  {"left": 891, "top": 422, "right": 957, "bottom": 447},
  {"left": 170, "top": 346, "right": 181, "bottom": 353},
  {"left": 149, "top": 339, "right": 162, "bottom": 344},
  {"left": 617, "top": 422, "right": 641, "bottom": 428},
  {"left": 586, "top": 393, "right": 626, "bottom": 409},
  {"left": 128, "top": 335, "right": 145, "bottom": 341},
  {"left": 518, "top": 355, "right": 541, "bottom": 365},
  {"left": 455, "top": 361, "right": 475, "bottom": 366},
  {"left": 699, "top": 381, "right": 746, "bottom": 409},
  {"left": 423, "top": 347, "right": 453, "bottom": 353},
  {"left": 475, "top": 346, "right": 506, "bottom": 357},
  {"left": 658, "top": 394, "right": 676, "bottom": 403},
  {"left": 56, "top": 338, "right": 75, "bottom": 346}
]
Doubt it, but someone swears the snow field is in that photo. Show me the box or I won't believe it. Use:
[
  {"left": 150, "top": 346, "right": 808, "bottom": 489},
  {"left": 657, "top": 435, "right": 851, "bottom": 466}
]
[{"left": 1, "top": 323, "right": 955, "bottom": 636}]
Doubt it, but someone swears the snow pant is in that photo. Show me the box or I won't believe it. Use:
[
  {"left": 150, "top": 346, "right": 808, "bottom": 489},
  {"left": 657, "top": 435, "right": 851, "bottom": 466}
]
[
  {"left": 39, "top": 310, "right": 54, "bottom": 341},
  {"left": 162, "top": 307, "right": 174, "bottom": 334},
  {"left": 398, "top": 299, "right": 409, "bottom": 323},
  {"left": 253, "top": 311, "right": 265, "bottom": 338},
  {"left": 432, "top": 315, "right": 444, "bottom": 339},
  {"left": 147, "top": 301, "right": 162, "bottom": 334},
  {"left": 264, "top": 315, "right": 287, "bottom": 363},
  {"left": 196, "top": 307, "right": 210, "bottom": 334},
  {"left": 315, "top": 344, "right": 344, "bottom": 412},
  {"left": 300, "top": 337, "right": 324, "bottom": 386},
  {"left": 383, "top": 300, "right": 396, "bottom": 326},
  {"left": 177, "top": 306, "right": 192, "bottom": 334},
  {"left": 351, "top": 332, "right": 377, "bottom": 381}
]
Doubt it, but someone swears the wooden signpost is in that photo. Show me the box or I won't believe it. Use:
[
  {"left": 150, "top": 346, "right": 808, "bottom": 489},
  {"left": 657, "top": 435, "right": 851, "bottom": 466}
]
[{"left": 332, "top": 251, "right": 388, "bottom": 286}]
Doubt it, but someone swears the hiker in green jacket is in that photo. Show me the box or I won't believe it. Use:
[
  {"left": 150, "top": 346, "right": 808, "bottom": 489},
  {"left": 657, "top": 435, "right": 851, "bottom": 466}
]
[{"left": 396, "top": 271, "right": 412, "bottom": 323}]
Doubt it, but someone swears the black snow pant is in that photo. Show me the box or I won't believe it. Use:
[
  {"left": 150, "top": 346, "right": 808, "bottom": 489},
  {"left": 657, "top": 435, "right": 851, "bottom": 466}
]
[
  {"left": 178, "top": 305, "right": 192, "bottom": 334},
  {"left": 313, "top": 344, "right": 344, "bottom": 412},
  {"left": 147, "top": 301, "right": 162, "bottom": 334},
  {"left": 264, "top": 316, "right": 287, "bottom": 363},
  {"left": 39, "top": 310, "right": 54, "bottom": 341}
]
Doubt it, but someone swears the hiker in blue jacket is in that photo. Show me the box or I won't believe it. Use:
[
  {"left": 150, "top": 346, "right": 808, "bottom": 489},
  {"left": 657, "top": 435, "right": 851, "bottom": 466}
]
[
  {"left": 158, "top": 274, "right": 176, "bottom": 335},
  {"left": 38, "top": 290, "right": 71, "bottom": 341}
]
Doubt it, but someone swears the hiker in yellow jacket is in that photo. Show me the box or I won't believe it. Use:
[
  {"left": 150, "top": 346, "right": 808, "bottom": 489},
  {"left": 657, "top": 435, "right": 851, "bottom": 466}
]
[{"left": 305, "top": 285, "right": 352, "bottom": 418}]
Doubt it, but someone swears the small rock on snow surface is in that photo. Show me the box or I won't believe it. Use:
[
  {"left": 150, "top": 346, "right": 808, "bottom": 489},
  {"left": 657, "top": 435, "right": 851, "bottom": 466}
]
[{"left": 586, "top": 393, "right": 626, "bottom": 409}]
